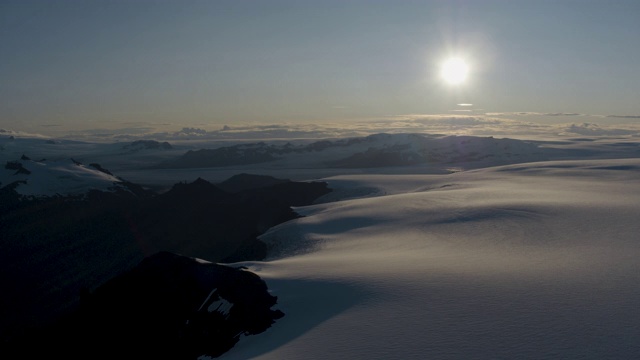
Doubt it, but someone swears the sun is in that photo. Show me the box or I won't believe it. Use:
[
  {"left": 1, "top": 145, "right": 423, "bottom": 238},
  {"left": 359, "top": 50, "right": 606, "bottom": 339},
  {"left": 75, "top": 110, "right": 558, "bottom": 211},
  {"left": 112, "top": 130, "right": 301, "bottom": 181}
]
[{"left": 440, "top": 57, "right": 469, "bottom": 85}]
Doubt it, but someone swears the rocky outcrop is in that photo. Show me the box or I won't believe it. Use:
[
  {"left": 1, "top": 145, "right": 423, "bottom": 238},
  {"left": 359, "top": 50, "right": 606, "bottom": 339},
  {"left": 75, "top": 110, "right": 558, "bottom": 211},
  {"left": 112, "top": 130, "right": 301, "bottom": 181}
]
[
  {"left": 4, "top": 251, "right": 284, "bottom": 359},
  {"left": 123, "top": 139, "right": 173, "bottom": 151},
  {"left": 0, "top": 173, "right": 331, "bottom": 347},
  {"left": 217, "top": 173, "right": 290, "bottom": 193}
]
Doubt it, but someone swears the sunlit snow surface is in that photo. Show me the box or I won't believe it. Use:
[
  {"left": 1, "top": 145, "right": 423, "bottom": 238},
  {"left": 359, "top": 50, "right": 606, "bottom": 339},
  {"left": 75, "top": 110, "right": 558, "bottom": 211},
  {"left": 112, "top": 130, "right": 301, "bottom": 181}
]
[{"left": 220, "top": 158, "right": 640, "bottom": 360}]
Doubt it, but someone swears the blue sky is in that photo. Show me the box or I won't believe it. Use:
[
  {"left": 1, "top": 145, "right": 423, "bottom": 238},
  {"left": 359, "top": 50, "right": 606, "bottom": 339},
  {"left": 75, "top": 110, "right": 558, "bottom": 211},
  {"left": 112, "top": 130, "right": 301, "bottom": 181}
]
[{"left": 2, "top": 0, "right": 640, "bottom": 134}]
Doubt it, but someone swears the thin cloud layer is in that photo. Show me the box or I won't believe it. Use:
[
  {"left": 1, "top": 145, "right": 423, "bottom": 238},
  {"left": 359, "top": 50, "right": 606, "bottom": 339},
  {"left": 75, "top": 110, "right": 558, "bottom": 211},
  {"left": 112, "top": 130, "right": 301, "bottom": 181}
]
[
  {"left": 5, "top": 113, "right": 640, "bottom": 143},
  {"left": 607, "top": 115, "right": 640, "bottom": 119},
  {"left": 485, "top": 112, "right": 586, "bottom": 117},
  {"left": 562, "top": 123, "right": 639, "bottom": 136}
]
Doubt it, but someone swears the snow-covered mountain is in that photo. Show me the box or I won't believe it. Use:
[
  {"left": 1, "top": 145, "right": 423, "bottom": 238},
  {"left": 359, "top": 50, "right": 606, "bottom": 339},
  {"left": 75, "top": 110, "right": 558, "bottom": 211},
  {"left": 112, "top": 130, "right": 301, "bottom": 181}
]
[
  {"left": 156, "top": 133, "right": 553, "bottom": 170},
  {"left": 0, "top": 155, "right": 140, "bottom": 198}
]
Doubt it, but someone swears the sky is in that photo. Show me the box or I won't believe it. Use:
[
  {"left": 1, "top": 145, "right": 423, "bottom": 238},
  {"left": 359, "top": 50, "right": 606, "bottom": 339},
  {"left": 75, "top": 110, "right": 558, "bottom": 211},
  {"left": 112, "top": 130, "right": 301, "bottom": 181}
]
[{"left": 2, "top": 0, "right": 640, "bottom": 136}]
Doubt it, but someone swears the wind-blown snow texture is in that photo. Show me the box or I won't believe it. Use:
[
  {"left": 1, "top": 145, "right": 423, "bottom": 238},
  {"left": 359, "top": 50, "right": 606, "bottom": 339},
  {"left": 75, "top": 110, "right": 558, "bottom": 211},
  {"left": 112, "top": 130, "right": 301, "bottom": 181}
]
[
  {"left": 219, "top": 158, "right": 640, "bottom": 359},
  {"left": 2, "top": 131, "right": 640, "bottom": 359}
]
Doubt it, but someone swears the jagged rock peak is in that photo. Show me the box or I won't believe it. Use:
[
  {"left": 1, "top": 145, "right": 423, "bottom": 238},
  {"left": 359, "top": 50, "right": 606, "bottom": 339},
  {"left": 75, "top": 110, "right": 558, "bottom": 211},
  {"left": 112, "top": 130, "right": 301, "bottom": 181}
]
[
  {"left": 123, "top": 139, "right": 173, "bottom": 151},
  {"left": 217, "top": 173, "right": 290, "bottom": 193}
]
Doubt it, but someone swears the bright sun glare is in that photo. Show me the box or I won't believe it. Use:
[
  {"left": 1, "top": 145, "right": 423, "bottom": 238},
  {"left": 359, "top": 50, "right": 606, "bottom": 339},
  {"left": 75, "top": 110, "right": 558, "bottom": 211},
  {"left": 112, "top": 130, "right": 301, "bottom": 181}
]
[{"left": 441, "top": 57, "right": 469, "bottom": 85}]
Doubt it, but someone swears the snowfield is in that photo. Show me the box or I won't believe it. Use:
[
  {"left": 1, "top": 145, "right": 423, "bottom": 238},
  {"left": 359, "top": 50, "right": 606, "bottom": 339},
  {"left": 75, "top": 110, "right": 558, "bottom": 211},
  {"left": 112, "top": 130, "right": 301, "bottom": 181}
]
[
  {"left": 220, "top": 158, "right": 640, "bottom": 359},
  {"left": 2, "top": 131, "right": 640, "bottom": 359}
]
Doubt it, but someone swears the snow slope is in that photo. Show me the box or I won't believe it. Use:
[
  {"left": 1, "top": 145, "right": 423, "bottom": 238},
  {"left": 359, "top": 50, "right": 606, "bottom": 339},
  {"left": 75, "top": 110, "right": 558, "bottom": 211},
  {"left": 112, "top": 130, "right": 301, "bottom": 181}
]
[
  {"left": 0, "top": 157, "right": 128, "bottom": 197},
  {"left": 3, "top": 131, "right": 640, "bottom": 358},
  {"left": 220, "top": 158, "right": 640, "bottom": 359}
]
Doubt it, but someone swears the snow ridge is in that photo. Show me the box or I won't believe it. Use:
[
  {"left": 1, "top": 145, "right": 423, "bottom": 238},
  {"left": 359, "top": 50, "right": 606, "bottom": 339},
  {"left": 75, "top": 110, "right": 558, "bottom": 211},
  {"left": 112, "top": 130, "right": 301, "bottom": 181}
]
[{"left": 0, "top": 156, "right": 128, "bottom": 197}]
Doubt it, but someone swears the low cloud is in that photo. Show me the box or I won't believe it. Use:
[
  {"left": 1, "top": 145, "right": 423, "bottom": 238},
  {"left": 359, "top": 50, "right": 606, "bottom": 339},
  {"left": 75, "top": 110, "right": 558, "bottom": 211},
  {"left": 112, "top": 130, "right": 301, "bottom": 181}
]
[
  {"left": 178, "top": 127, "right": 208, "bottom": 135},
  {"left": 15, "top": 111, "right": 640, "bottom": 143},
  {"left": 542, "top": 113, "right": 582, "bottom": 116},
  {"left": 415, "top": 116, "right": 498, "bottom": 126},
  {"left": 563, "top": 123, "right": 638, "bottom": 136},
  {"left": 486, "top": 112, "right": 585, "bottom": 117},
  {"left": 606, "top": 115, "right": 640, "bottom": 119},
  {"left": 49, "top": 116, "right": 562, "bottom": 141}
]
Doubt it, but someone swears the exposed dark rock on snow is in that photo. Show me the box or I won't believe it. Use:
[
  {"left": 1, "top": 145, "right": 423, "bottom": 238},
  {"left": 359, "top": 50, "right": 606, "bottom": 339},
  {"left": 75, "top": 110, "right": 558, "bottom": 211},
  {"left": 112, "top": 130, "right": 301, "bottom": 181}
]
[
  {"left": 88, "top": 162, "right": 113, "bottom": 175},
  {"left": 4, "top": 251, "right": 284, "bottom": 359},
  {"left": 4, "top": 160, "right": 31, "bottom": 175}
]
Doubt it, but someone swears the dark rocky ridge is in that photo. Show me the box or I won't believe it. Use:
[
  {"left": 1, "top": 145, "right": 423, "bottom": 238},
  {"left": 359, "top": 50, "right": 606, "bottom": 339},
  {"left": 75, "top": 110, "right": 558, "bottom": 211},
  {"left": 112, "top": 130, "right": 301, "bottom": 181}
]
[
  {"left": 123, "top": 139, "right": 173, "bottom": 151},
  {"left": 3, "top": 251, "right": 284, "bottom": 359},
  {"left": 0, "top": 173, "right": 331, "bottom": 349},
  {"left": 217, "top": 173, "right": 290, "bottom": 193}
]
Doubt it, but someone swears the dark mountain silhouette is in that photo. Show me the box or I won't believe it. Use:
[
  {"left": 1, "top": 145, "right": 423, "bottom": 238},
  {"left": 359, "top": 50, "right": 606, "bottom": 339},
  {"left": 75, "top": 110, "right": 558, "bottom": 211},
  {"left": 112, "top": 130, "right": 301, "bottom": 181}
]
[
  {"left": 123, "top": 139, "right": 173, "bottom": 151},
  {"left": 217, "top": 173, "right": 290, "bottom": 193},
  {"left": 0, "top": 171, "right": 331, "bottom": 349},
  {"left": 159, "top": 143, "right": 279, "bottom": 168},
  {"left": 4, "top": 251, "right": 284, "bottom": 359}
]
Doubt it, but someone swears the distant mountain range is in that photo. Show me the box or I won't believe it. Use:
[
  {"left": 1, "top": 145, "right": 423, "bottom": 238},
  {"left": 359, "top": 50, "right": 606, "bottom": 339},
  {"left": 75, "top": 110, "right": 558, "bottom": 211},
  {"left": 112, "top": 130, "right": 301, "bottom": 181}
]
[
  {"left": 122, "top": 139, "right": 173, "bottom": 152},
  {"left": 154, "top": 133, "right": 552, "bottom": 169}
]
